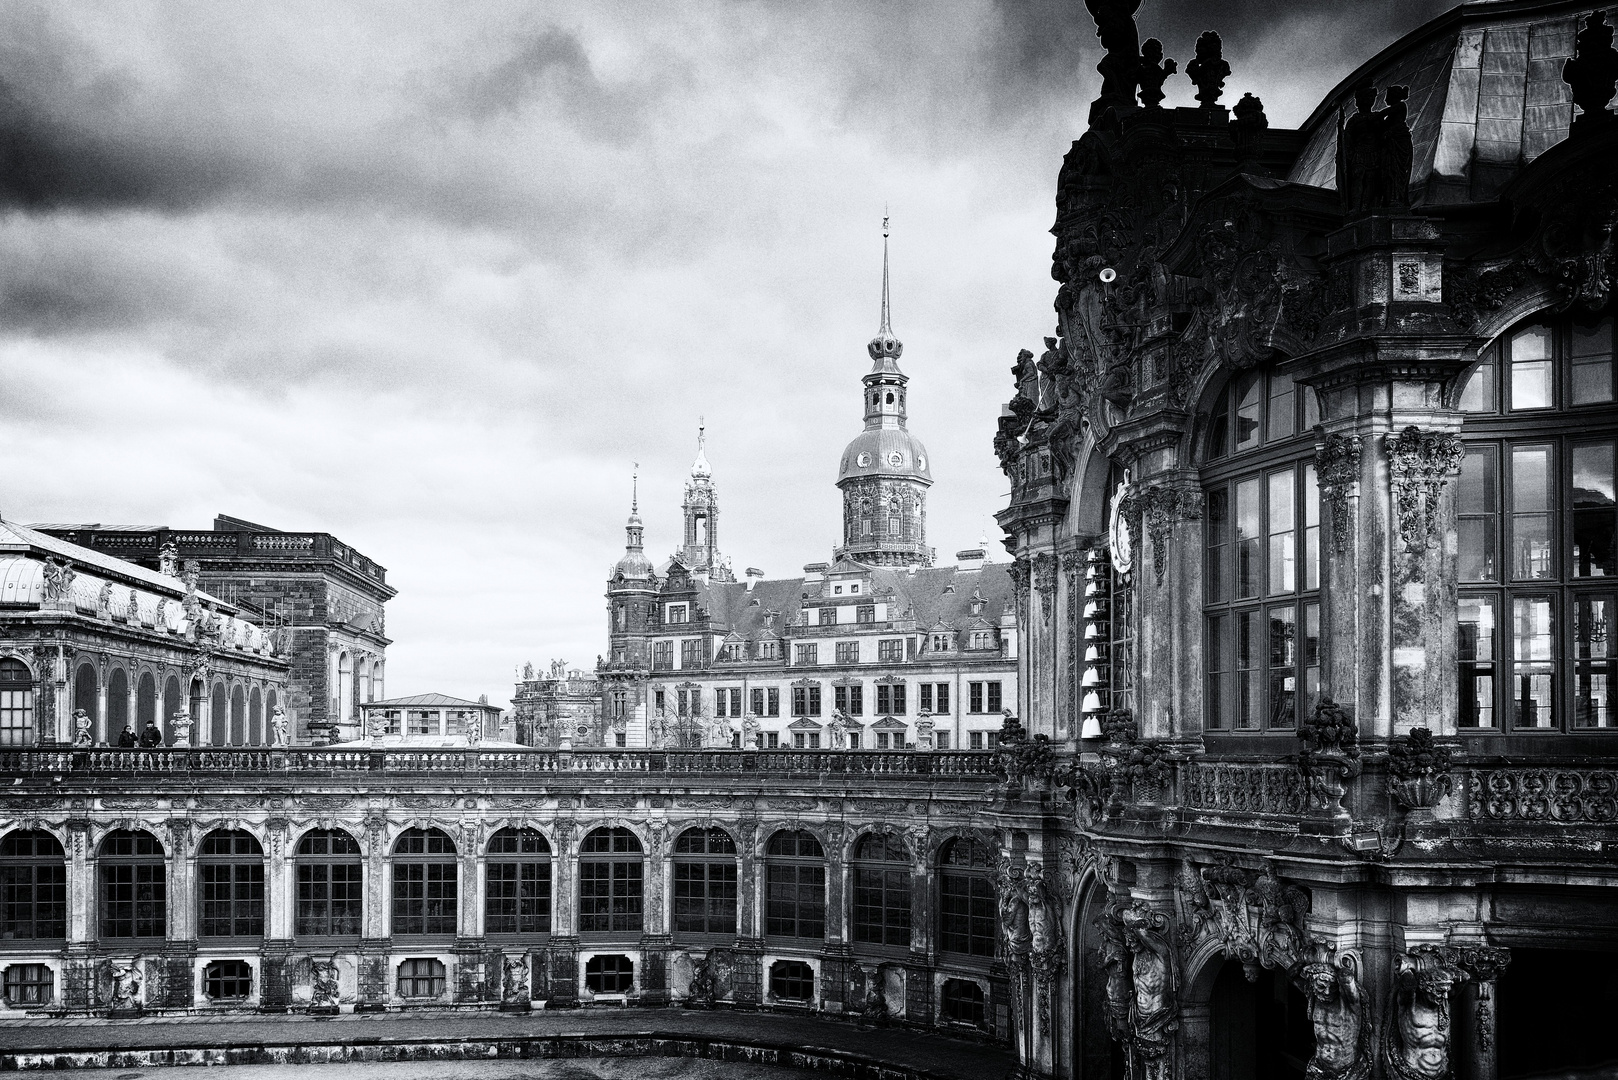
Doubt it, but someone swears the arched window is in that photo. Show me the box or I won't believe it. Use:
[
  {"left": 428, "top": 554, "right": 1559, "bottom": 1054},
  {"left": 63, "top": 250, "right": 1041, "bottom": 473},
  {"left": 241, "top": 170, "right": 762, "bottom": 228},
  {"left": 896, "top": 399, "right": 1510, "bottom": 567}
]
[
  {"left": 673, "top": 827, "right": 737, "bottom": 937},
  {"left": 578, "top": 827, "right": 643, "bottom": 935},
  {"left": 107, "top": 668, "right": 129, "bottom": 743},
  {"left": 0, "top": 658, "right": 34, "bottom": 746},
  {"left": 210, "top": 682, "right": 228, "bottom": 746},
  {"left": 941, "top": 979, "right": 987, "bottom": 1027},
  {"left": 204, "top": 960, "right": 253, "bottom": 1001},
  {"left": 338, "top": 652, "right": 353, "bottom": 725},
  {"left": 397, "top": 958, "right": 445, "bottom": 999},
  {"left": 296, "top": 829, "right": 362, "bottom": 937},
  {"left": 485, "top": 828, "right": 551, "bottom": 937},
  {"left": 1457, "top": 313, "right": 1618, "bottom": 731},
  {"left": 860, "top": 498, "right": 874, "bottom": 537},
  {"left": 1201, "top": 366, "right": 1322, "bottom": 733},
  {"left": 265, "top": 688, "right": 280, "bottom": 736},
  {"left": 73, "top": 664, "right": 97, "bottom": 743},
  {"left": 852, "top": 832, "right": 911, "bottom": 948},
  {"left": 357, "top": 660, "right": 372, "bottom": 707},
  {"left": 162, "top": 675, "right": 182, "bottom": 742},
  {"left": 391, "top": 828, "right": 457, "bottom": 936},
  {"left": 888, "top": 497, "right": 902, "bottom": 538},
  {"left": 136, "top": 672, "right": 157, "bottom": 734},
  {"left": 1, "top": 830, "right": 66, "bottom": 940},
  {"left": 938, "top": 837, "right": 996, "bottom": 957},
  {"left": 249, "top": 687, "right": 263, "bottom": 745},
  {"left": 229, "top": 685, "right": 246, "bottom": 745},
  {"left": 189, "top": 679, "right": 205, "bottom": 737},
  {"left": 198, "top": 830, "right": 264, "bottom": 938},
  {"left": 98, "top": 830, "right": 165, "bottom": 940},
  {"left": 765, "top": 830, "right": 825, "bottom": 941}
]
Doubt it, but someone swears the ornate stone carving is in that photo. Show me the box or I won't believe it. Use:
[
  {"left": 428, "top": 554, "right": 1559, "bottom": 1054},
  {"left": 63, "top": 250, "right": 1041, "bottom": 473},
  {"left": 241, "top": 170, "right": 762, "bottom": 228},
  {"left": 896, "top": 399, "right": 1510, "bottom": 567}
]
[
  {"left": 1083, "top": 0, "right": 1142, "bottom": 125},
  {"left": 1466, "top": 766, "right": 1618, "bottom": 822},
  {"left": 1119, "top": 484, "right": 1202, "bottom": 586},
  {"left": 1315, "top": 433, "right": 1362, "bottom": 553},
  {"left": 1384, "top": 945, "right": 1468, "bottom": 1080},
  {"left": 1298, "top": 698, "right": 1362, "bottom": 816},
  {"left": 41, "top": 558, "right": 75, "bottom": 603},
  {"left": 96, "top": 581, "right": 114, "bottom": 615},
  {"left": 1563, "top": 11, "right": 1618, "bottom": 137},
  {"left": 1120, "top": 900, "right": 1176, "bottom": 1077},
  {"left": 1185, "top": 31, "right": 1229, "bottom": 109},
  {"left": 1032, "top": 552, "right": 1057, "bottom": 625},
  {"left": 1136, "top": 38, "right": 1175, "bottom": 109},
  {"left": 1181, "top": 760, "right": 1309, "bottom": 815},
  {"left": 1008, "top": 557, "right": 1031, "bottom": 625},
  {"left": 1295, "top": 942, "right": 1371, "bottom": 1080},
  {"left": 1336, "top": 85, "right": 1412, "bottom": 216},
  {"left": 1387, "top": 727, "right": 1454, "bottom": 816},
  {"left": 1179, "top": 859, "right": 1310, "bottom": 977},
  {"left": 1385, "top": 426, "right": 1462, "bottom": 555},
  {"left": 501, "top": 952, "right": 531, "bottom": 1007}
]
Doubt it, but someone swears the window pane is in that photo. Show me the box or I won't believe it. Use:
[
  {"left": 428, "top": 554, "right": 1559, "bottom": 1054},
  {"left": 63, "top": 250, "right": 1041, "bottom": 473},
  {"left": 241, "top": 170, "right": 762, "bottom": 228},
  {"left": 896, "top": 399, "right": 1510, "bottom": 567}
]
[
  {"left": 1266, "top": 371, "right": 1296, "bottom": 442},
  {"left": 1234, "top": 372, "right": 1261, "bottom": 451},
  {"left": 1459, "top": 446, "right": 1499, "bottom": 583},
  {"left": 1511, "top": 445, "right": 1554, "bottom": 580},
  {"left": 1302, "top": 603, "right": 1321, "bottom": 717},
  {"left": 1206, "top": 386, "right": 1229, "bottom": 460},
  {"left": 1268, "top": 468, "right": 1296, "bottom": 595},
  {"left": 1509, "top": 324, "right": 1553, "bottom": 409},
  {"left": 1460, "top": 357, "right": 1498, "bottom": 413},
  {"left": 1570, "top": 317, "right": 1614, "bottom": 405},
  {"left": 1302, "top": 386, "right": 1321, "bottom": 429},
  {"left": 1206, "top": 614, "right": 1229, "bottom": 731},
  {"left": 1235, "top": 478, "right": 1262, "bottom": 599},
  {"left": 1205, "top": 487, "right": 1229, "bottom": 604},
  {"left": 1268, "top": 605, "right": 1297, "bottom": 729},
  {"left": 1236, "top": 611, "right": 1260, "bottom": 730},
  {"left": 1459, "top": 596, "right": 1497, "bottom": 728},
  {"left": 1511, "top": 598, "right": 1554, "bottom": 729},
  {"left": 1303, "top": 465, "right": 1320, "bottom": 591},
  {"left": 1573, "top": 595, "right": 1613, "bottom": 728},
  {"left": 1572, "top": 442, "right": 1616, "bottom": 578}
]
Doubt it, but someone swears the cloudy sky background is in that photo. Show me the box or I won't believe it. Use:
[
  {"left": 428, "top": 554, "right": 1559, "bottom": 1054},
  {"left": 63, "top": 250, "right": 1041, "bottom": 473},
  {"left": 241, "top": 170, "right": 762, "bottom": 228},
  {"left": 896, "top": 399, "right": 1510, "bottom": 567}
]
[{"left": 0, "top": 0, "right": 1450, "bottom": 707}]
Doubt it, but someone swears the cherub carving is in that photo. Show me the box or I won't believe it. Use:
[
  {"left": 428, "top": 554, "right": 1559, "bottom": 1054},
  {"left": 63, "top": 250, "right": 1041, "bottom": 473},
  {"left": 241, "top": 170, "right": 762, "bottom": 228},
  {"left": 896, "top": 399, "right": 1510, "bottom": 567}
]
[{"left": 1137, "top": 38, "right": 1176, "bottom": 108}]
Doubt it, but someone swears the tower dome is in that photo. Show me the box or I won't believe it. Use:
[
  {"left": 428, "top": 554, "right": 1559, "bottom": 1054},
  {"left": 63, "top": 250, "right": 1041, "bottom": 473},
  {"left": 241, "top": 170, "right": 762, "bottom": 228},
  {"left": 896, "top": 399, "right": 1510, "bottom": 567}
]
[
  {"left": 835, "top": 216, "right": 934, "bottom": 568},
  {"left": 612, "top": 472, "right": 653, "bottom": 581}
]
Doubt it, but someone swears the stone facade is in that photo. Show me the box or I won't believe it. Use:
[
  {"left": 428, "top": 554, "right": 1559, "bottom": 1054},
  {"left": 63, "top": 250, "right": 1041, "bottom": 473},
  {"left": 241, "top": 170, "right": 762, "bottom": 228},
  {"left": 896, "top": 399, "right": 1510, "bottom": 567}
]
[
  {"left": 37, "top": 515, "right": 395, "bottom": 743},
  {"left": 990, "top": 2, "right": 1618, "bottom": 1078},
  {"left": 512, "top": 662, "right": 603, "bottom": 747}
]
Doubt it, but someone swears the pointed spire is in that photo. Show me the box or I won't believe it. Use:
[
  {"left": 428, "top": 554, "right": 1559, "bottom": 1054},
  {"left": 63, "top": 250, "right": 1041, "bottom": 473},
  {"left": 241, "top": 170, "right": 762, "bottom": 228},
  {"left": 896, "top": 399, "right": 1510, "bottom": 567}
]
[
  {"left": 867, "top": 212, "right": 904, "bottom": 368},
  {"left": 628, "top": 462, "right": 641, "bottom": 525},
  {"left": 879, "top": 209, "right": 892, "bottom": 335},
  {"left": 691, "top": 417, "right": 713, "bottom": 479}
]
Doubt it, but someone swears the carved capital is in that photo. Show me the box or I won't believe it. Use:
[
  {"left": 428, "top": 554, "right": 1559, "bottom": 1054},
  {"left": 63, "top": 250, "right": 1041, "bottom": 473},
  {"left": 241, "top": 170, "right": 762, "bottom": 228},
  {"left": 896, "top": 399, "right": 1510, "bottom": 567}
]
[
  {"left": 1120, "top": 484, "right": 1203, "bottom": 586},
  {"left": 1386, "top": 426, "right": 1462, "bottom": 555},
  {"left": 1314, "top": 432, "right": 1362, "bottom": 553}
]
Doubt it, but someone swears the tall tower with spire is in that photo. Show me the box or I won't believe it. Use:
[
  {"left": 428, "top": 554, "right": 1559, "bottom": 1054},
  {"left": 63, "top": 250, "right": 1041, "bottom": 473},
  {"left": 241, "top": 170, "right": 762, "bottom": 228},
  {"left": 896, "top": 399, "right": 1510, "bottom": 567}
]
[
  {"left": 606, "top": 467, "right": 657, "bottom": 667},
  {"left": 678, "top": 420, "right": 733, "bottom": 581},
  {"left": 835, "top": 216, "right": 934, "bottom": 567}
]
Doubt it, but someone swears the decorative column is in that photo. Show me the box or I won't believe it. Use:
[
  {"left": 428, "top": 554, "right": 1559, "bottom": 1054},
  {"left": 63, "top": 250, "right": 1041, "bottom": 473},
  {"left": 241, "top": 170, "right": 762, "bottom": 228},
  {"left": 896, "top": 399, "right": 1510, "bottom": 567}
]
[
  {"left": 1452, "top": 946, "right": 1512, "bottom": 1080},
  {"left": 638, "top": 819, "right": 672, "bottom": 1004},
  {"left": 1120, "top": 477, "right": 1203, "bottom": 742},
  {"left": 453, "top": 818, "right": 486, "bottom": 1003},
  {"left": 259, "top": 817, "right": 293, "bottom": 1011},
  {"left": 162, "top": 819, "right": 197, "bottom": 1009},
  {"left": 354, "top": 814, "right": 390, "bottom": 1012},
  {"left": 546, "top": 820, "right": 579, "bottom": 1006},
  {"left": 905, "top": 823, "right": 934, "bottom": 1025},
  {"left": 63, "top": 819, "right": 95, "bottom": 1009},
  {"left": 819, "top": 823, "right": 852, "bottom": 1014},
  {"left": 732, "top": 818, "right": 763, "bottom": 1006}
]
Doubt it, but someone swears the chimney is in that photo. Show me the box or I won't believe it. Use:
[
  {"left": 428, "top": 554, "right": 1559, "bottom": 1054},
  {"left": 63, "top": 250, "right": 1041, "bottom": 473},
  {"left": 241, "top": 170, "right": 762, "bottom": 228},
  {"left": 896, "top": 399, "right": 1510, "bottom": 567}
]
[
  {"left": 955, "top": 548, "right": 986, "bottom": 571},
  {"left": 745, "top": 567, "right": 764, "bottom": 591},
  {"left": 803, "top": 562, "right": 829, "bottom": 583}
]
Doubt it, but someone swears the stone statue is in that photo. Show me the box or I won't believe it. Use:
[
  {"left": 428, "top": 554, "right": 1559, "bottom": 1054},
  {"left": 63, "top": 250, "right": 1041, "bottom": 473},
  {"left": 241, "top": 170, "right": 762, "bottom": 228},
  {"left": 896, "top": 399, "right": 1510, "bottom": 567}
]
[
  {"left": 1296, "top": 949, "right": 1369, "bottom": 1080},
  {"left": 1385, "top": 946, "right": 1466, "bottom": 1080},
  {"left": 1085, "top": 0, "right": 1143, "bottom": 124},
  {"left": 1564, "top": 11, "right": 1618, "bottom": 135},
  {"left": 270, "top": 706, "right": 289, "bottom": 746},
  {"left": 73, "top": 709, "right": 93, "bottom": 747},
  {"left": 159, "top": 541, "right": 179, "bottom": 578},
  {"left": 914, "top": 715, "right": 935, "bottom": 750},
  {"left": 688, "top": 953, "right": 717, "bottom": 1004},
  {"left": 1121, "top": 902, "right": 1177, "bottom": 1060},
  {"left": 368, "top": 712, "right": 387, "bottom": 741},
  {"left": 742, "top": 714, "right": 760, "bottom": 749},
  {"left": 465, "top": 716, "right": 483, "bottom": 748},
  {"left": 1136, "top": 38, "right": 1176, "bottom": 108},
  {"left": 1337, "top": 85, "right": 1380, "bottom": 214},
  {"left": 107, "top": 958, "right": 143, "bottom": 1010},
  {"left": 502, "top": 953, "right": 531, "bottom": 1006},
  {"left": 1099, "top": 909, "right": 1133, "bottom": 1041},
  {"left": 1336, "top": 85, "right": 1413, "bottom": 215},
  {"left": 310, "top": 954, "right": 341, "bottom": 1009},
  {"left": 1186, "top": 31, "right": 1230, "bottom": 109},
  {"left": 1380, "top": 85, "right": 1412, "bottom": 208},
  {"left": 171, "top": 710, "right": 193, "bottom": 748},
  {"left": 522, "top": 661, "right": 534, "bottom": 681}
]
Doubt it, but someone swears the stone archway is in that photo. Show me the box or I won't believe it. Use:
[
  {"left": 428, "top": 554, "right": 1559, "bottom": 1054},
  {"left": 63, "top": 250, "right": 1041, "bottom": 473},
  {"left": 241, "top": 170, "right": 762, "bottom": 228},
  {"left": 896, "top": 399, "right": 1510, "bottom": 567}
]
[{"left": 1072, "top": 879, "right": 1126, "bottom": 1080}]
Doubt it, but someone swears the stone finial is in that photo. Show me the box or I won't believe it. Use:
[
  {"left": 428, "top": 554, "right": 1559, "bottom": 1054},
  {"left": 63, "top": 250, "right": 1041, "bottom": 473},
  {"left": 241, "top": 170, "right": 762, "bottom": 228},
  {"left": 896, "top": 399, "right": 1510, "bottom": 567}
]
[
  {"left": 1085, "top": 0, "right": 1144, "bottom": 126},
  {"left": 1136, "top": 38, "right": 1176, "bottom": 108},
  {"left": 1229, "top": 92, "right": 1269, "bottom": 165},
  {"left": 1564, "top": 10, "right": 1618, "bottom": 135},
  {"left": 1186, "top": 31, "right": 1230, "bottom": 109}
]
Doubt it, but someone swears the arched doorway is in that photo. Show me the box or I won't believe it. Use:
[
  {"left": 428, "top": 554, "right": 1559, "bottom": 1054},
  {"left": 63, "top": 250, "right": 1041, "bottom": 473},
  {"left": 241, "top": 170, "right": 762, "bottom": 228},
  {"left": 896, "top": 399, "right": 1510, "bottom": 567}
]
[
  {"left": 1073, "top": 881, "right": 1127, "bottom": 1080},
  {"left": 1497, "top": 947, "right": 1618, "bottom": 1077},
  {"left": 1208, "top": 959, "right": 1310, "bottom": 1080}
]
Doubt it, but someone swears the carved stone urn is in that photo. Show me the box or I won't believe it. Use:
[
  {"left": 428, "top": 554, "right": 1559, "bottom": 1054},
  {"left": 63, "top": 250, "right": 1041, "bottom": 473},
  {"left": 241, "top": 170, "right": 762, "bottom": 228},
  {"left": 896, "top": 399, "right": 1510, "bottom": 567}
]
[{"left": 1388, "top": 727, "right": 1454, "bottom": 826}]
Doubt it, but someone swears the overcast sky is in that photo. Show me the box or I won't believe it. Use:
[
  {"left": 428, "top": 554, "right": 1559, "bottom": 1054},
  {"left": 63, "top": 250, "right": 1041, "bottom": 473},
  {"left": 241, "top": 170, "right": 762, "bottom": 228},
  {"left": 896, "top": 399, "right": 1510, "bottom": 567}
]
[{"left": 0, "top": 0, "right": 1450, "bottom": 707}]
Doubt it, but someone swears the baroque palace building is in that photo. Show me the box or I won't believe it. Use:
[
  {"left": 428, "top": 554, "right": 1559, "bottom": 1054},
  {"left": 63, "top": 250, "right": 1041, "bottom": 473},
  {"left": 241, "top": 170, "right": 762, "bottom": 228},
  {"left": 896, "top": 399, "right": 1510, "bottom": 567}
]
[
  {"left": 591, "top": 224, "right": 1020, "bottom": 753},
  {"left": 1, "top": 4, "right": 1616, "bottom": 1080}
]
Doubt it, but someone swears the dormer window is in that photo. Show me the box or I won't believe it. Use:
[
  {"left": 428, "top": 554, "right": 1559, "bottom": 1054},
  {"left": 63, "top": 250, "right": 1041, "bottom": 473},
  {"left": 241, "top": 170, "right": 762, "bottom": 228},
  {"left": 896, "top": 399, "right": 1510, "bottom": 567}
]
[
  {"left": 931, "top": 634, "right": 950, "bottom": 652},
  {"left": 969, "top": 598, "right": 984, "bottom": 616},
  {"left": 851, "top": 584, "right": 860, "bottom": 594},
  {"left": 667, "top": 604, "right": 689, "bottom": 625}
]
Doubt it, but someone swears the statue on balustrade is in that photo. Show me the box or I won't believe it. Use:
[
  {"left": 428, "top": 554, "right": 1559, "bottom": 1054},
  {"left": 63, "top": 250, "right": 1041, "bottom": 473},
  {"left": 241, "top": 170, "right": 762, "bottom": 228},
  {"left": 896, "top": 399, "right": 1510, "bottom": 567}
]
[
  {"left": 1337, "top": 84, "right": 1413, "bottom": 216},
  {"left": 1085, "top": 0, "right": 1143, "bottom": 124},
  {"left": 170, "top": 710, "right": 193, "bottom": 747},
  {"left": 270, "top": 705, "right": 289, "bottom": 746},
  {"left": 73, "top": 709, "right": 93, "bottom": 747}
]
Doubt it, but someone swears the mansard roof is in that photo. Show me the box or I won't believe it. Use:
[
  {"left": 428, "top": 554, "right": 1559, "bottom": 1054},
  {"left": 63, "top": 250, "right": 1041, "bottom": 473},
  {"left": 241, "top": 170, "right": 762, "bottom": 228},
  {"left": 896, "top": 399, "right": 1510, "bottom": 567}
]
[
  {"left": 1288, "top": 0, "right": 1599, "bottom": 207},
  {"left": 681, "top": 561, "right": 1014, "bottom": 641}
]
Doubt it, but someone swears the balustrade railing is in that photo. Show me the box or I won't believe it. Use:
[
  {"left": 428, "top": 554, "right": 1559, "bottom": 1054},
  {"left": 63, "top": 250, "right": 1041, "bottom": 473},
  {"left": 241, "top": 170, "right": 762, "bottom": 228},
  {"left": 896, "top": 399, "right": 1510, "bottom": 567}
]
[
  {"left": 0, "top": 746, "right": 1000, "bottom": 779},
  {"left": 1460, "top": 761, "right": 1618, "bottom": 823},
  {"left": 1178, "top": 759, "right": 1310, "bottom": 816}
]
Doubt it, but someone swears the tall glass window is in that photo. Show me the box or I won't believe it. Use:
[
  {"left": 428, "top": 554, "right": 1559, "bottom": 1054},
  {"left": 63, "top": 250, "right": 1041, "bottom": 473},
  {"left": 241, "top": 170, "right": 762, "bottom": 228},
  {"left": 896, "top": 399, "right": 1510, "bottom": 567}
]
[
  {"left": 0, "top": 659, "right": 35, "bottom": 746},
  {"left": 938, "top": 838, "right": 996, "bottom": 958},
  {"left": 1, "top": 831, "right": 66, "bottom": 940},
  {"left": 485, "top": 828, "right": 550, "bottom": 937},
  {"left": 391, "top": 828, "right": 457, "bottom": 936},
  {"left": 198, "top": 830, "right": 264, "bottom": 938},
  {"left": 851, "top": 832, "right": 912, "bottom": 949},
  {"left": 578, "top": 827, "right": 643, "bottom": 935},
  {"left": 764, "top": 830, "right": 825, "bottom": 941},
  {"left": 98, "top": 830, "right": 165, "bottom": 940},
  {"left": 672, "top": 827, "right": 737, "bottom": 937},
  {"left": 296, "top": 829, "right": 362, "bottom": 937},
  {"left": 1457, "top": 313, "right": 1618, "bottom": 732}
]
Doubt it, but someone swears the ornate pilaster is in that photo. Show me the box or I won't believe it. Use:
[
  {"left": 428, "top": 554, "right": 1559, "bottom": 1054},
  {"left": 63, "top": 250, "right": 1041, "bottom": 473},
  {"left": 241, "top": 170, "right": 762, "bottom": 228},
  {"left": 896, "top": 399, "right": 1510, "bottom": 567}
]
[
  {"left": 1452, "top": 946, "right": 1512, "bottom": 1080},
  {"left": 1315, "top": 432, "right": 1363, "bottom": 554},
  {"left": 1385, "top": 426, "right": 1463, "bottom": 556}
]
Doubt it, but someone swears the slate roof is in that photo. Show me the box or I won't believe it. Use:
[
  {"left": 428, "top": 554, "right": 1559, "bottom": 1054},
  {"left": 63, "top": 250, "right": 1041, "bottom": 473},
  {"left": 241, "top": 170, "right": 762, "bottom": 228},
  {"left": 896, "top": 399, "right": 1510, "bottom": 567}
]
[
  {"left": 682, "top": 562, "right": 1014, "bottom": 640},
  {"left": 1288, "top": 0, "right": 1614, "bottom": 205},
  {"left": 362, "top": 693, "right": 499, "bottom": 710}
]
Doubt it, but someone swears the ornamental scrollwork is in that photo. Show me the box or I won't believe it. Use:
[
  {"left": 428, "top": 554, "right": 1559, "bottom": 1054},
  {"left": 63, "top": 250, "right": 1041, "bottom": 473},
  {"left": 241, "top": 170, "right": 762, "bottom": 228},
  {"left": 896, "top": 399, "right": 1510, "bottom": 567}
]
[
  {"left": 1032, "top": 552, "right": 1058, "bottom": 626},
  {"left": 1118, "top": 484, "right": 1203, "bottom": 586},
  {"left": 1007, "top": 557, "right": 1032, "bottom": 625},
  {"left": 1385, "top": 426, "right": 1462, "bottom": 555},
  {"left": 1315, "top": 433, "right": 1362, "bottom": 554}
]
